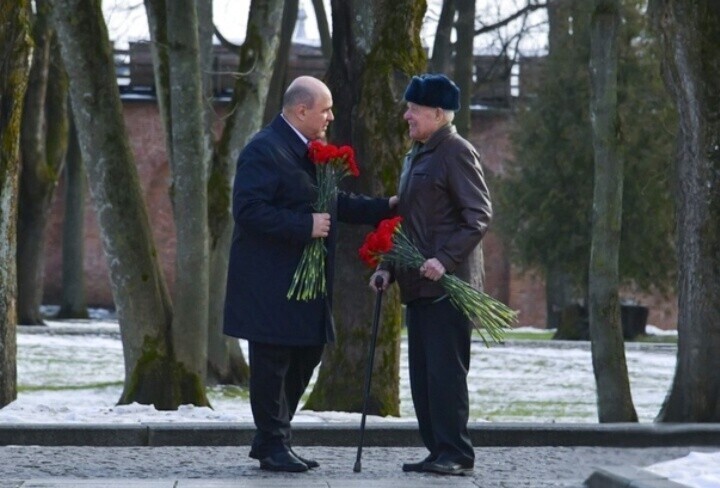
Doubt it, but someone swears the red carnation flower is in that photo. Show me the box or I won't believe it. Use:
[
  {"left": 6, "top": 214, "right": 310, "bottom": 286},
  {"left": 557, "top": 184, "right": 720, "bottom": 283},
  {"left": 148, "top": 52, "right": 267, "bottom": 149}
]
[
  {"left": 288, "top": 140, "right": 362, "bottom": 301},
  {"left": 357, "top": 217, "right": 517, "bottom": 347}
]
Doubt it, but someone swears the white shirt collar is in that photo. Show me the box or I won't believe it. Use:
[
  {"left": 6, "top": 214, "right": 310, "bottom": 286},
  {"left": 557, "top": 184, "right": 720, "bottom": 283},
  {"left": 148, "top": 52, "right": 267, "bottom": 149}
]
[{"left": 281, "top": 113, "right": 309, "bottom": 146}]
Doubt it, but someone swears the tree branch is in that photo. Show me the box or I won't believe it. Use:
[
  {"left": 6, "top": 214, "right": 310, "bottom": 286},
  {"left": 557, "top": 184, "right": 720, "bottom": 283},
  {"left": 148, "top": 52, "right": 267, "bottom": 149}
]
[{"left": 475, "top": 2, "right": 548, "bottom": 36}]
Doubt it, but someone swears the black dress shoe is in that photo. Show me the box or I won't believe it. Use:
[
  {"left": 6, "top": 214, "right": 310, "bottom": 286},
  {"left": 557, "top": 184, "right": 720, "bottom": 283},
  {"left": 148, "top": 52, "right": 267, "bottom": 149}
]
[
  {"left": 290, "top": 448, "right": 319, "bottom": 469},
  {"left": 259, "top": 450, "right": 309, "bottom": 472},
  {"left": 423, "top": 458, "right": 473, "bottom": 476},
  {"left": 402, "top": 455, "right": 436, "bottom": 472}
]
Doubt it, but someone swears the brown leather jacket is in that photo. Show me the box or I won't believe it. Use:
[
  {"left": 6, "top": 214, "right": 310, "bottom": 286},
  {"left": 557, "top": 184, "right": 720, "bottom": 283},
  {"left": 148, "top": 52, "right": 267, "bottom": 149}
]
[{"left": 385, "top": 123, "right": 492, "bottom": 304}]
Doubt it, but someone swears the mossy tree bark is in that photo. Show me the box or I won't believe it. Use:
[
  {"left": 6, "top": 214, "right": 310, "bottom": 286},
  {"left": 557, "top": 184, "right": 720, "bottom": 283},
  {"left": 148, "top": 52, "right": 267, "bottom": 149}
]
[
  {"left": 164, "top": 0, "right": 210, "bottom": 406},
  {"left": 17, "top": 0, "right": 68, "bottom": 326},
  {"left": 57, "top": 112, "right": 89, "bottom": 319},
  {"left": 303, "top": 0, "right": 427, "bottom": 416},
  {"left": 49, "top": 0, "right": 206, "bottom": 409},
  {"left": 588, "top": 0, "right": 637, "bottom": 423},
  {"left": 0, "top": 0, "right": 31, "bottom": 408},
  {"left": 651, "top": 0, "right": 720, "bottom": 422}
]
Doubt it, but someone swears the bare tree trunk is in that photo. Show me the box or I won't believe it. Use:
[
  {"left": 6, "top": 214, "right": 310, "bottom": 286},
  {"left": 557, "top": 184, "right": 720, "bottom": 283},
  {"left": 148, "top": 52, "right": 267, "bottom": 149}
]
[
  {"left": 49, "top": 0, "right": 202, "bottom": 409},
  {"left": 208, "top": 0, "right": 285, "bottom": 385},
  {"left": 196, "top": 0, "right": 214, "bottom": 158},
  {"left": 57, "top": 110, "right": 89, "bottom": 319},
  {"left": 454, "top": 0, "right": 474, "bottom": 137},
  {"left": 304, "top": 0, "right": 427, "bottom": 416},
  {"left": 143, "top": 0, "right": 172, "bottom": 164},
  {"left": 198, "top": 0, "right": 244, "bottom": 387},
  {"left": 17, "top": 1, "right": 68, "bottom": 325},
  {"left": 0, "top": 0, "right": 31, "bottom": 408},
  {"left": 143, "top": 0, "right": 210, "bottom": 400},
  {"left": 164, "top": 0, "right": 211, "bottom": 406},
  {"left": 587, "top": 0, "right": 637, "bottom": 423},
  {"left": 430, "top": 0, "right": 455, "bottom": 74},
  {"left": 262, "top": 0, "right": 298, "bottom": 125},
  {"left": 196, "top": 0, "right": 213, "bottom": 105},
  {"left": 17, "top": 5, "right": 50, "bottom": 326},
  {"left": 651, "top": 0, "right": 720, "bottom": 422}
]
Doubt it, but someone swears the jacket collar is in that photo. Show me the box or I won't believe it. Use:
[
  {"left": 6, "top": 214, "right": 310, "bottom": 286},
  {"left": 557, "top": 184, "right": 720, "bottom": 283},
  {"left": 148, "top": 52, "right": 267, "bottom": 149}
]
[{"left": 418, "top": 123, "right": 456, "bottom": 154}]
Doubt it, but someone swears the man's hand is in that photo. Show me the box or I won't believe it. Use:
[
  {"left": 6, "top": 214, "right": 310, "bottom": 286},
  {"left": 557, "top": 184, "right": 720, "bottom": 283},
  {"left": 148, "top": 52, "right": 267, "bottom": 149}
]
[
  {"left": 370, "top": 270, "right": 391, "bottom": 291},
  {"left": 389, "top": 195, "right": 399, "bottom": 209},
  {"left": 312, "top": 213, "right": 331, "bottom": 238},
  {"left": 419, "top": 258, "right": 445, "bottom": 281}
]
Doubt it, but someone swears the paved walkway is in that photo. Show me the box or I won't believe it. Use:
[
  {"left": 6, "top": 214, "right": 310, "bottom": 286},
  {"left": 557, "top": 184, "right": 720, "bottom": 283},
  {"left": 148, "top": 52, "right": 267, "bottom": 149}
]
[
  {"left": 1, "top": 422, "right": 719, "bottom": 486},
  {"left": 0, "top": 444, "right": 713, "bottom": 487}
]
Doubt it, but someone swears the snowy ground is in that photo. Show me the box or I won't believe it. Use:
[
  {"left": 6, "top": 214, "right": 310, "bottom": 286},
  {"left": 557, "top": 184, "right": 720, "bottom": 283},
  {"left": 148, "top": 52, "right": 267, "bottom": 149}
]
[
  {"left": 3, "top": 309, "right": 678, "bottom": 425},
  {"left": 645, "top": 451, "right": 720, "bottom": 487}
]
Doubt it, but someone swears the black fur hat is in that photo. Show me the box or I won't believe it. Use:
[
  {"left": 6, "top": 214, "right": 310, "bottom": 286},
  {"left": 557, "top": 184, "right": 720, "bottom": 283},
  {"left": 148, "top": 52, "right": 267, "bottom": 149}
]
[{"left": 403, "top": 73, "right": 460, "bottom": 111}]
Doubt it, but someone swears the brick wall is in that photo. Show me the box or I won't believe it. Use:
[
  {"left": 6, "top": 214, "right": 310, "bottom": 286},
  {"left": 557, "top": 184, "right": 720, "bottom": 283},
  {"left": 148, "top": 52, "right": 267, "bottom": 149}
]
[{"left": 43, "top": 101, "right": 176, "bottom": 306}]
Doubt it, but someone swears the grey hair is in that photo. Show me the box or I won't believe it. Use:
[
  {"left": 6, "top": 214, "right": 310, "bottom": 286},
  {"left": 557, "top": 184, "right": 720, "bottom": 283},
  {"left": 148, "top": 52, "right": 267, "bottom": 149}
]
[{"left": 443, "top": 109, "right": 456, "bottom": 123}]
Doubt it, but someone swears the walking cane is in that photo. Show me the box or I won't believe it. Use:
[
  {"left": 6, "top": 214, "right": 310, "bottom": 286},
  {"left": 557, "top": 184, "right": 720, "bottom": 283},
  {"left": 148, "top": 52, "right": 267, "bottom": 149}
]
[{"left": 353, "top": 275, "right": 385, "bottom": 473}]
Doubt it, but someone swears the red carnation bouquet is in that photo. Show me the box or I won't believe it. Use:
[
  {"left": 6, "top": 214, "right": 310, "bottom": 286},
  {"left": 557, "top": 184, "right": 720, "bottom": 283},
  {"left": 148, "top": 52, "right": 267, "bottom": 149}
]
[
  {"left": 287, "top": 140, "right": 360, "bottom": 301},
  {"left": 359, "top": 217, "right": 517, "bottom": 345}
]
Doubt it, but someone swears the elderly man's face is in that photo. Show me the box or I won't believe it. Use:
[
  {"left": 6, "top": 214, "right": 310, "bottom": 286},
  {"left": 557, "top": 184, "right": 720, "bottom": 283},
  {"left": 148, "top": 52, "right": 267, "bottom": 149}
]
[{"left": 403, "top": 102, "right": 442, "bottom": 143}]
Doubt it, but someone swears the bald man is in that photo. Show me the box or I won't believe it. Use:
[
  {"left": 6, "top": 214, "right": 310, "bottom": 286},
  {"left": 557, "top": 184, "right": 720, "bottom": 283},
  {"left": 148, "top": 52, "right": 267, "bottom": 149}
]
[{"left": 223, "top": 76, "right": 397, "bottom": 472}]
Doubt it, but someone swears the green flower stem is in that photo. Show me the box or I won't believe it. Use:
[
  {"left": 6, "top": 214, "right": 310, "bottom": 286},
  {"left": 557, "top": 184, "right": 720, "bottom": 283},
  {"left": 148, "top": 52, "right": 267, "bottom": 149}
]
[
  {"left": 384, "top": 229, "right": 517, "bottom": 346},
  {"left": 288, "top": 164, "right": 352, "bottom": 301},
  {"left": 287, "top": 238, "right": 327, "bottom": 301}
]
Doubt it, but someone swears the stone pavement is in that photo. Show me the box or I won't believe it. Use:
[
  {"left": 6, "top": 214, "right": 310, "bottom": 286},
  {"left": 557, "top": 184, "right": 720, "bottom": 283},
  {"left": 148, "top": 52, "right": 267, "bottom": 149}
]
[
  {"left": 0, "top": 423, "right": 718, "bottom": 487},
  {"left": 0, "top": 444, "right": 712, "bottom": 487}
]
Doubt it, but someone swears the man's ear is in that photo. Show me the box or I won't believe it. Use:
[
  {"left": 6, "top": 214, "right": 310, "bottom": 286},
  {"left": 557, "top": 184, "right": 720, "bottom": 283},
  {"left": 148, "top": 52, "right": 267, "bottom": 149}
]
[{"left": 296, "top": 104, "right": 308, "bottom": 120}]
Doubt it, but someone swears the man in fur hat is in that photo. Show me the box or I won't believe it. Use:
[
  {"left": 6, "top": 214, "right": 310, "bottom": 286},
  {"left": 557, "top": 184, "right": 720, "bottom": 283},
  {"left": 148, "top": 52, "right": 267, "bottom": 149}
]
[{"left": 372, "top": 73, "right": 492, "bottom": 476}]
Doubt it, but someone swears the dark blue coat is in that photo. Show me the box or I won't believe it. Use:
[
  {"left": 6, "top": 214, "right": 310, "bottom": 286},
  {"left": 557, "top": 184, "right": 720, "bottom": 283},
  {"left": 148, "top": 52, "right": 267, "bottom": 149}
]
[{"left": 223, "top": 115, "right": 391, "bottom": 346}]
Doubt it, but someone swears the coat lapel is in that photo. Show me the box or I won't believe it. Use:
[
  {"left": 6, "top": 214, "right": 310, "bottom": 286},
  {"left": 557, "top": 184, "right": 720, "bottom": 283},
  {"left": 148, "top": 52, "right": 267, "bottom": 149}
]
[{"left": 270, "top": 115, "right": 316, "bottom": 177}]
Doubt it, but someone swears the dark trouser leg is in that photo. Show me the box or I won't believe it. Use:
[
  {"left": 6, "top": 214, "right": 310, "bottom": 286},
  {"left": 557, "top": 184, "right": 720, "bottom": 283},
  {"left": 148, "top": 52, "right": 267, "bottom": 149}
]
[
  {"left": 248, "top": 342, "right": 323, "bottom": 458},
  {"left": 284, "top": 344, "right": 323, "bottom": 468},
  {"left": 407, "top": 298, "right": 474, "bottom": 466},
  {"left": 285, "top": 345, "right": 324, "bottom": 422},
  {"left": 407, "top": 303, "right": 436, "bottom": 458}
]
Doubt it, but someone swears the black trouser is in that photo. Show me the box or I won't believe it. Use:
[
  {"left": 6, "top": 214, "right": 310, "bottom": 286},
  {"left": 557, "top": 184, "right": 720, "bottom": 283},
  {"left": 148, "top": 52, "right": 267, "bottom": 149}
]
[
  {"left": 406, "top": 297, "right": 474, "bottom": 466},
  {"left": 248, "top": 341, "right": 324, "bottom": 458}
]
